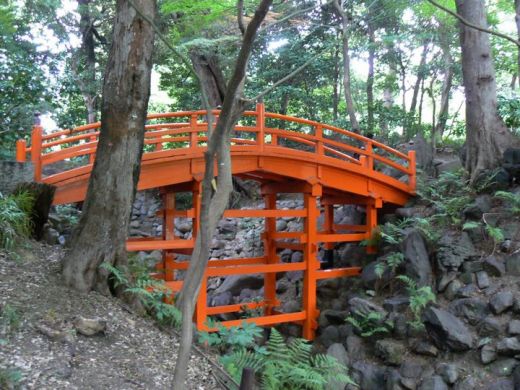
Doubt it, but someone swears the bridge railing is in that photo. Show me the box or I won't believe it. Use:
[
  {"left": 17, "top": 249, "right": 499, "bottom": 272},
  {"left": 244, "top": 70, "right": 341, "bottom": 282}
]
[{"left": 15, "top": 103, "right": 416, "bottom": 191}]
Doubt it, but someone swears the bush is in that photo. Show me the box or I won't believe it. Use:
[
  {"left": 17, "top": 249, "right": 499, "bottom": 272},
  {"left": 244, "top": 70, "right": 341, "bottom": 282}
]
[{"left": 0, "top": 191, "right": 34, "bottom": 251}]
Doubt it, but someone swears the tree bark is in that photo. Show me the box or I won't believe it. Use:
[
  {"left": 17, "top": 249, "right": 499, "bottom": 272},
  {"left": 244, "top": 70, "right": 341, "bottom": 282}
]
[
  {"left": 78, "top": 0, "right": 98, "bottom": 123},
  {"left": 409, "top": 41, "right": 430, "bottom": 115},
  {"left": 332, "top": 42, "right": 340, "bottom": 121},
  {"left": 513, "top": 0, "right": 520, "bottom": 86},
  {"left": 172, "top": 1, "right": 273, "bottom": 388},
  {"left": 333, "top": 0, "right": 359, "bottom": 131},
  {"left": 188, "top": 50, "right": 227, "bottom": 108},
  {"left": 456, "top": 0, "right": 513, "bottom": 182},
  {"left": 434, "top": 28, "right": 453, "bottom": 140},
  {"left": 366, "top": 21, "right": 375, "bottom": 131},
  {"left": 63, "top": 0, "right": 155, "bottom": 293}
]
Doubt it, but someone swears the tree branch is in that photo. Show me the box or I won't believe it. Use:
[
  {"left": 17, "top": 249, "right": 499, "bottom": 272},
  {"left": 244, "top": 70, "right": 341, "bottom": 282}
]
[
  {"left": 237, "top": 0, "right": 245, "bottom": 35},
  {"left": 427, "top": 0, "right": 520, "bottom": 47}
]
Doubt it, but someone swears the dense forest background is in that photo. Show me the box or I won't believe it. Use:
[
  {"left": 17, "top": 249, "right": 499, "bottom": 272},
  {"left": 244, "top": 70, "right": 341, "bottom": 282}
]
[{"left": 1, "top": 0, "right": 519, "bottom": 159}]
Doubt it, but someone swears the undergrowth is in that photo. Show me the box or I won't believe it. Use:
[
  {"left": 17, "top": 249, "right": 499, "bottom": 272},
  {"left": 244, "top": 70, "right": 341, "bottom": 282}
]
[{"left": 0, "top": 191, "right": 34, "bottom": 251}]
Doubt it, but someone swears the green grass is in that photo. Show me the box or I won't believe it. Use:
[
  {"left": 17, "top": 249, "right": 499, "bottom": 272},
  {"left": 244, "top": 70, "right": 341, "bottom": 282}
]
[{"left": 0, "top": 191, "right": 34, "bottom": 251}]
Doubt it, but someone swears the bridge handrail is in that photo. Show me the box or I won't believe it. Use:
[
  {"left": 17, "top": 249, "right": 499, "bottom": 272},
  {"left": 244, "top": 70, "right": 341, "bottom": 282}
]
[{"left": 15, "top": 103, "right": 416, "bottom": 192}]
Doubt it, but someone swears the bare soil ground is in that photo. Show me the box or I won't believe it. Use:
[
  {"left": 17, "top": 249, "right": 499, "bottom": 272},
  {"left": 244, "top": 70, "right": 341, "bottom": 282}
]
[{"left": 0, "top": 242, "right": 221, "bottom": 389}]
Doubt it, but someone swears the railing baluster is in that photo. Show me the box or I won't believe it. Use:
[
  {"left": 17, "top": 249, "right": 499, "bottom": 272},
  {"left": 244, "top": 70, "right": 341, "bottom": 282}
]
[
  {"left": 256, "top": 102, "right": 265, "bottom": 152},
  {"left": 408, "top": 150, "right": 416, "bottom": 190},
  {"left": 31, "top": 124, "right": 43, "bottom": 181},
  {"left": 365, "top": 142, "right": 374, "bottom": 172},
  {"left": 89, "top": 132, "right": 97, "bottom": 163},
  {"left": 315, "top": 125, "right": 323, "bottom": 156},
  {"left": 190, "top": 114, "right": 198, "bottom": 149},
  {"left": 16, "top": 140, "right": 26, "bottom": 162}
]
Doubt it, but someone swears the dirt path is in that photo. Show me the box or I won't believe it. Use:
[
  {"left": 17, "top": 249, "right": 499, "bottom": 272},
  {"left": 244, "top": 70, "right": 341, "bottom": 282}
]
[{"left": 0, "top": 243, "right": 220, "bottom": 389}]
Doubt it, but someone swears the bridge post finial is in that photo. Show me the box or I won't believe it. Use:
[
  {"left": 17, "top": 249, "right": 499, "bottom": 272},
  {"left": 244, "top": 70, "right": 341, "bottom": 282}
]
[{"left": 31, "top": 112, "right": 43, "bottom": 181}]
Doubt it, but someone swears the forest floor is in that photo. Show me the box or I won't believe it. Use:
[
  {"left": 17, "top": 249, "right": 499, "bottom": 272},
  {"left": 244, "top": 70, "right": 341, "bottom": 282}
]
[{"left": 0, "top": 242, "right": 221, "bottom": 390}]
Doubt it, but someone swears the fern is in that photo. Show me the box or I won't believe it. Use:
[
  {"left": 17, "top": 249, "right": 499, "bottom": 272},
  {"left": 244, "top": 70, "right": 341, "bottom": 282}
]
[
  {"left": 462, "top": 221, "right": 481, "bottom": 231},
  {"left": 396, "top": 275, "right": 436, "bottom": 329},
  {"left": 0, "top": 191, "right": 34, "bottom": 251},
  {"left": 485, "top": 224, "right": 505, "bottom": 244},
  {"left": 346, "top": 311, "right": 393, "bottom": 338},
  {"left": 495, "top": 191, "right": 520, "bottom": 214}
]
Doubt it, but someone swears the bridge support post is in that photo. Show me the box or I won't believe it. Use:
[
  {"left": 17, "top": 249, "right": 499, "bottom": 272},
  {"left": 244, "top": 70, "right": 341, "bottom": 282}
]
[
  {"left": 322, "top": 203, "right": 335, "bottom": 269},
  {"left": 302, "top": 186, "right": 320, "bottom": 340},
  {"left": 161, "top": 191, "right": 176, "bottom": 281},
  {"left": 263, "top": 193, "right": 277, "bottom": 315}
]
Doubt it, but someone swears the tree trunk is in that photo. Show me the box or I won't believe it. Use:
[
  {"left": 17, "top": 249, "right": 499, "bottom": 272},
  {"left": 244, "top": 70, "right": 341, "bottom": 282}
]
[
  {"left": 189, "top": 50, "right": 227, "bottom": 108},
  {"left": 434, "top": 29, "right": 453, "bottom": 140},
  {"left": 333, "top": 0, "right": 359, "bottom": 131},
  {"left": 456, "top": 0, "right": 513, "bottom": 182},
  {"left": 513, "top": 0, "right": 520, "bottom": 86},
  {"left": 366, "top": 22, "right": 375, "bottom": 131},
  {"left": 332, "top": 43, "right": 340, "bottom": 121},
  {"left": 172, "top": 1, "right": 273, "bottom": 388},
  {"left": 63, "top": 0, "right": 155, "bottom": 293},
  {"left": 78, "top": 0, "right": 98, "bottom": 123},
  {"left": 280, "top": 91, "right": 290, "bottom": 115},
  {"left": 409, "top": 41, "right": 430, "bottom": 115}
]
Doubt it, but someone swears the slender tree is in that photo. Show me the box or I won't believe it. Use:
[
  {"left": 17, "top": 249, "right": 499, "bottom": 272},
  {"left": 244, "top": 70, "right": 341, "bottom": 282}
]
[
  {"left": 455, "top": 0, "right": 514, "bottom": 181},
  {"left": 63, "top": 0, "right": 156, "bottom": 293},
  {"left": 515, "top": 0, "right": 520, "bottom": 82}
]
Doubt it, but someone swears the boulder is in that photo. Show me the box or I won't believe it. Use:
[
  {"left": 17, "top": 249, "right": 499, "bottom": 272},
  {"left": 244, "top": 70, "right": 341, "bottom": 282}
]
[
  {"left": 418, "top": 375, "right": 448, "bottom": 390},
  {"left": 489, "top": 292, "right": 514, "bottom": 314},
  {"left": 350, "top": 361, "right": 386, "bottom": 390},
  {"left": 508, "top": 320, "right": 520, "bottom": 336},
  {"left": 503, "top": 148, "right": 520, "bottom": 181},
  {"left": 448, "top": 298, "right": 489, "bottom": 325},
  {"left": 326, "top": 342, "right": 349, "bottom": 367},
  {"left": 478, "top": 317, "right": 502, "bottom": 337},
  {"left": 484, "top": 256, "right": 506, "bottom": 276},
  {"left": 436, "top": 363, "right": 459, "bottom": 385},
  {"left": 497, "top": 337, "right": 520, "bottom": 356},
  {"left": 374, "top": 339, "right": 406, "bottom": 366},
  {"left": 506, "top": 253, "right": 520, "bottom": 276},
  {"left": 437, "top": 232, "right": 477, "bottom": 271},
  {"left": 481, "top": 344, "right": 497, "bottom": 364},
  {"left": 214, "top": 274, "right": 263, "bottom": 295},
  {"left": 348, "top": 297, "right": 386, "bottom": 317},
  {"left": 476, "top": 271, "right": 490, "bottom": 289},
  {"left": 422, "top": 307, "right": 474, "bottom": 351},
  {"left": 400, "top": 229, "right": 432, "bottom": 287},
  {"left": 462, "top": 195, "right": 492, "bottom": 220},
  {"left": 412, "top": 340, "right": 439, "bottom": 357},
  {"left": 73, "top": 316, "right": 106, "bottom": 336}
]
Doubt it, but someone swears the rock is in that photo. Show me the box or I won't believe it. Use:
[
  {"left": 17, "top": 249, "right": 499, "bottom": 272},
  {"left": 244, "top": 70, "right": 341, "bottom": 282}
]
[
  {"left": 484, "top": 256, "right": 506, "bottom": 276},
  {"left": 276, "top": 219, "right": 287, "bottom": 232},
  {"left": 361, "top": 261, "right": 389, "bottom": 289},
  {"left": 444, "top": 279, "right": 463, "bottom": 301},
  {"left": 509, "top": 320, "right": 520, "bottom": 336},
  {"left": 383, "top": 296, "right": 410, "bottom": 313},
  {"left": 503, "top": 148, "right": 520, "bottom": 181},
  {"left": 497, "top": 337, "right": 520, "bottom": 356},
  {"left": 476, "top": 271, "right": 490, "bottom": 289},
  {"left": 422, "top": 307, "right": 474, "bottom": 351},
  {"left": 214, "top": 274, "right": 263, "bottom": 295},
  {"left": 412, "top": 340, "right": 439, "bottom": 357},
  {"left": 42, "top": 226, "right": 59, "bottom": 245},
  {"left": 351, "top": 361, "right": 386, "bottom": 390},
  {"left": 513, "top": 365, "right": 520, "bottom": 389},
  {"left": 454, "top": 377, "right": 478, "bottom": 390},
  {"left": 462, "top": 260, "right": 483, "bottom": 273},
  {"left": 348, "top": 297, "right": 386, "bottom": 317},
  {"left": 418, "top": 376, "right": 448, "bottom": 390},
  {"left": 346, "top": 335, "right": 366, "bottom": 359},
  {"left": 462, "top": 195, "right": 492, "bottom": 220},
  {"left": 290, "top": 251, "right": 303, "bottom": 263},
  {"left": 436, "top": 363, "right": 459, "bottom": 385},
  {"left": 506, "top": 253, "right": 520, "bottom": 276},
  {"left": 176, "top": 221, "right": 192, "bottom": 234},
  {"left": 448, "top": 298, "right": 489, "bottom": 325},
  {"left": 485, "top": 379, "right": 514, "bottom": 390},
  {"left": 385, "top": 369, "right": 403, "bottom": 390},
  {"left": 437, "top": 272, "right": 457, "bottom": 292},
  {"left": 489, "top": 358, "right": 519, "bottom": 377},
  {"left": 210, "top": 292, "right": 232, "bottom": 307},
  {"left": 455, "top": 284, "right": 478, "bottom": 298},
  {"left": 320, "top": 325, "right": 340, "bottom": 348},
  {"left": 326, "top": 343, "right": 349, "bottom": 367},
  {"left": 282, "top": 300, "right": 299, "bottom": 313},
  {"left": 400, "top": 229, "right": 432, "bottom": 287},
  {"left": 321, "top": 309, "right": 349, "bottom": 325},
  {"left": 489, "top": 291, "right": 514, "bottom": 314},
  {"left": 479, "top": 317, "right": 502, "bottom": 337},
  {"left": 437, "top": 232, "right": 477, "bottom": 271},
  {"left": 73, "top": 317, "right": 106, "bottom": 336},
  {"left": 375, "top": 339, "right": 406, "bottom": 366},
  {"left": 481, "top": 344, "right": 498, "bottom": 364}
]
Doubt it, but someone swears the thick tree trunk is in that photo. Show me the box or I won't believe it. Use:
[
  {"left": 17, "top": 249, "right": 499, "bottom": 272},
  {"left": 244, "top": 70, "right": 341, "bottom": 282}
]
[
  {"left": 78, "top": 0, "right": 98, "bottom": 123},
  {"left": 63, "top": 0, "right": 155, "bottom": 293},
  {"left": 333, "top": 0, "right": 359, "bottom": 131},
  {"left": 189, "top": 50, "right": 227, "bottom": 108},
  {"left": 280, "top": 91, "right": 290, "bottom": 115},
  {"left": 435, "top": 29, "right": 453, "bottom": 140},
  {"left": 366, "top": 23, "right": 375, "bottom": 131},
  {"left": 513, "top": 0, "right": 520, "bottom": 86},
  {"left": 456, "top": 0, "right": 513, "bottom": 182},
  {"left": 172, "top": 2, "right": 273, "bottom": 388}
]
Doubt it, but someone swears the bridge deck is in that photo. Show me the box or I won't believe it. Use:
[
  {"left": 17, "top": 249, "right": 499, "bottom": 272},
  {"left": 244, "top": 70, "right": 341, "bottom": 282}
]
[{"left": 15, "top": 103, "right": 416, "bottom": 339}]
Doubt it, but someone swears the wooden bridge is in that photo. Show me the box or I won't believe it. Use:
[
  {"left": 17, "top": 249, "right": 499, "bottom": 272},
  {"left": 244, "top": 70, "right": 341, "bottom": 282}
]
[{"left": 16, "top": 103, "right": 416, "bottom": 340}]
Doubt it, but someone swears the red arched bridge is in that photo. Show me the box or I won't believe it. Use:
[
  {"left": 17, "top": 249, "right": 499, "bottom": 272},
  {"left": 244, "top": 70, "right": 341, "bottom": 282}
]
[{"left": 16, "top": 103, "right": 416, "bottom": 340}]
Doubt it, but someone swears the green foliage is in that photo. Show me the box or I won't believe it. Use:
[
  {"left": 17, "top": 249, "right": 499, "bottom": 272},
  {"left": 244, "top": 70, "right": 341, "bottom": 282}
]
[
  {"left": 0, "top": 191, "right": 34, "bottom": 251},
  {"left": 0, "top": 367, "right": 22, "bottom": 389},
  {"left": 198, "top": 320, "right": 263, "bottom": 352},
  {"left": 462, "top": 221, "right": 480, "bottom": 231},
  {"left": 498, "top": 94, "right": 520, "bottom": 136},
  {"left": 396, "top": 275, "right": 436, "bottom": 329},
  {"left": 346, "top": 311, "right": 393, "bottom": 338},
  {"left": 0, "top": 304, "right": 22, "bottom": 333},
  {"left": 375, "top": 252, "right": 404, "bottom": 278},
  {"left": 221, "top": 328, "right": 356, "bottom": 389},
  {"left": 100, "top": 261, "right": 182, "bottom": 327},
  {"left": 495, "top": 191, "right": 520, "bottom": 214},
  {"left": 485, "top": 224, "right": 505, "bottom": 245}
]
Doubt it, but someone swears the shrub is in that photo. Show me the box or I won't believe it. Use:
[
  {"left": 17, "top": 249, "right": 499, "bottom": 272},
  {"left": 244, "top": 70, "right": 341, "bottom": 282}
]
[
  {"left": 0, "top": 191, "right": 34, "bottom": 251},
  {"left": 346, "top": 311, "right": 393, "bottom": 338}
]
